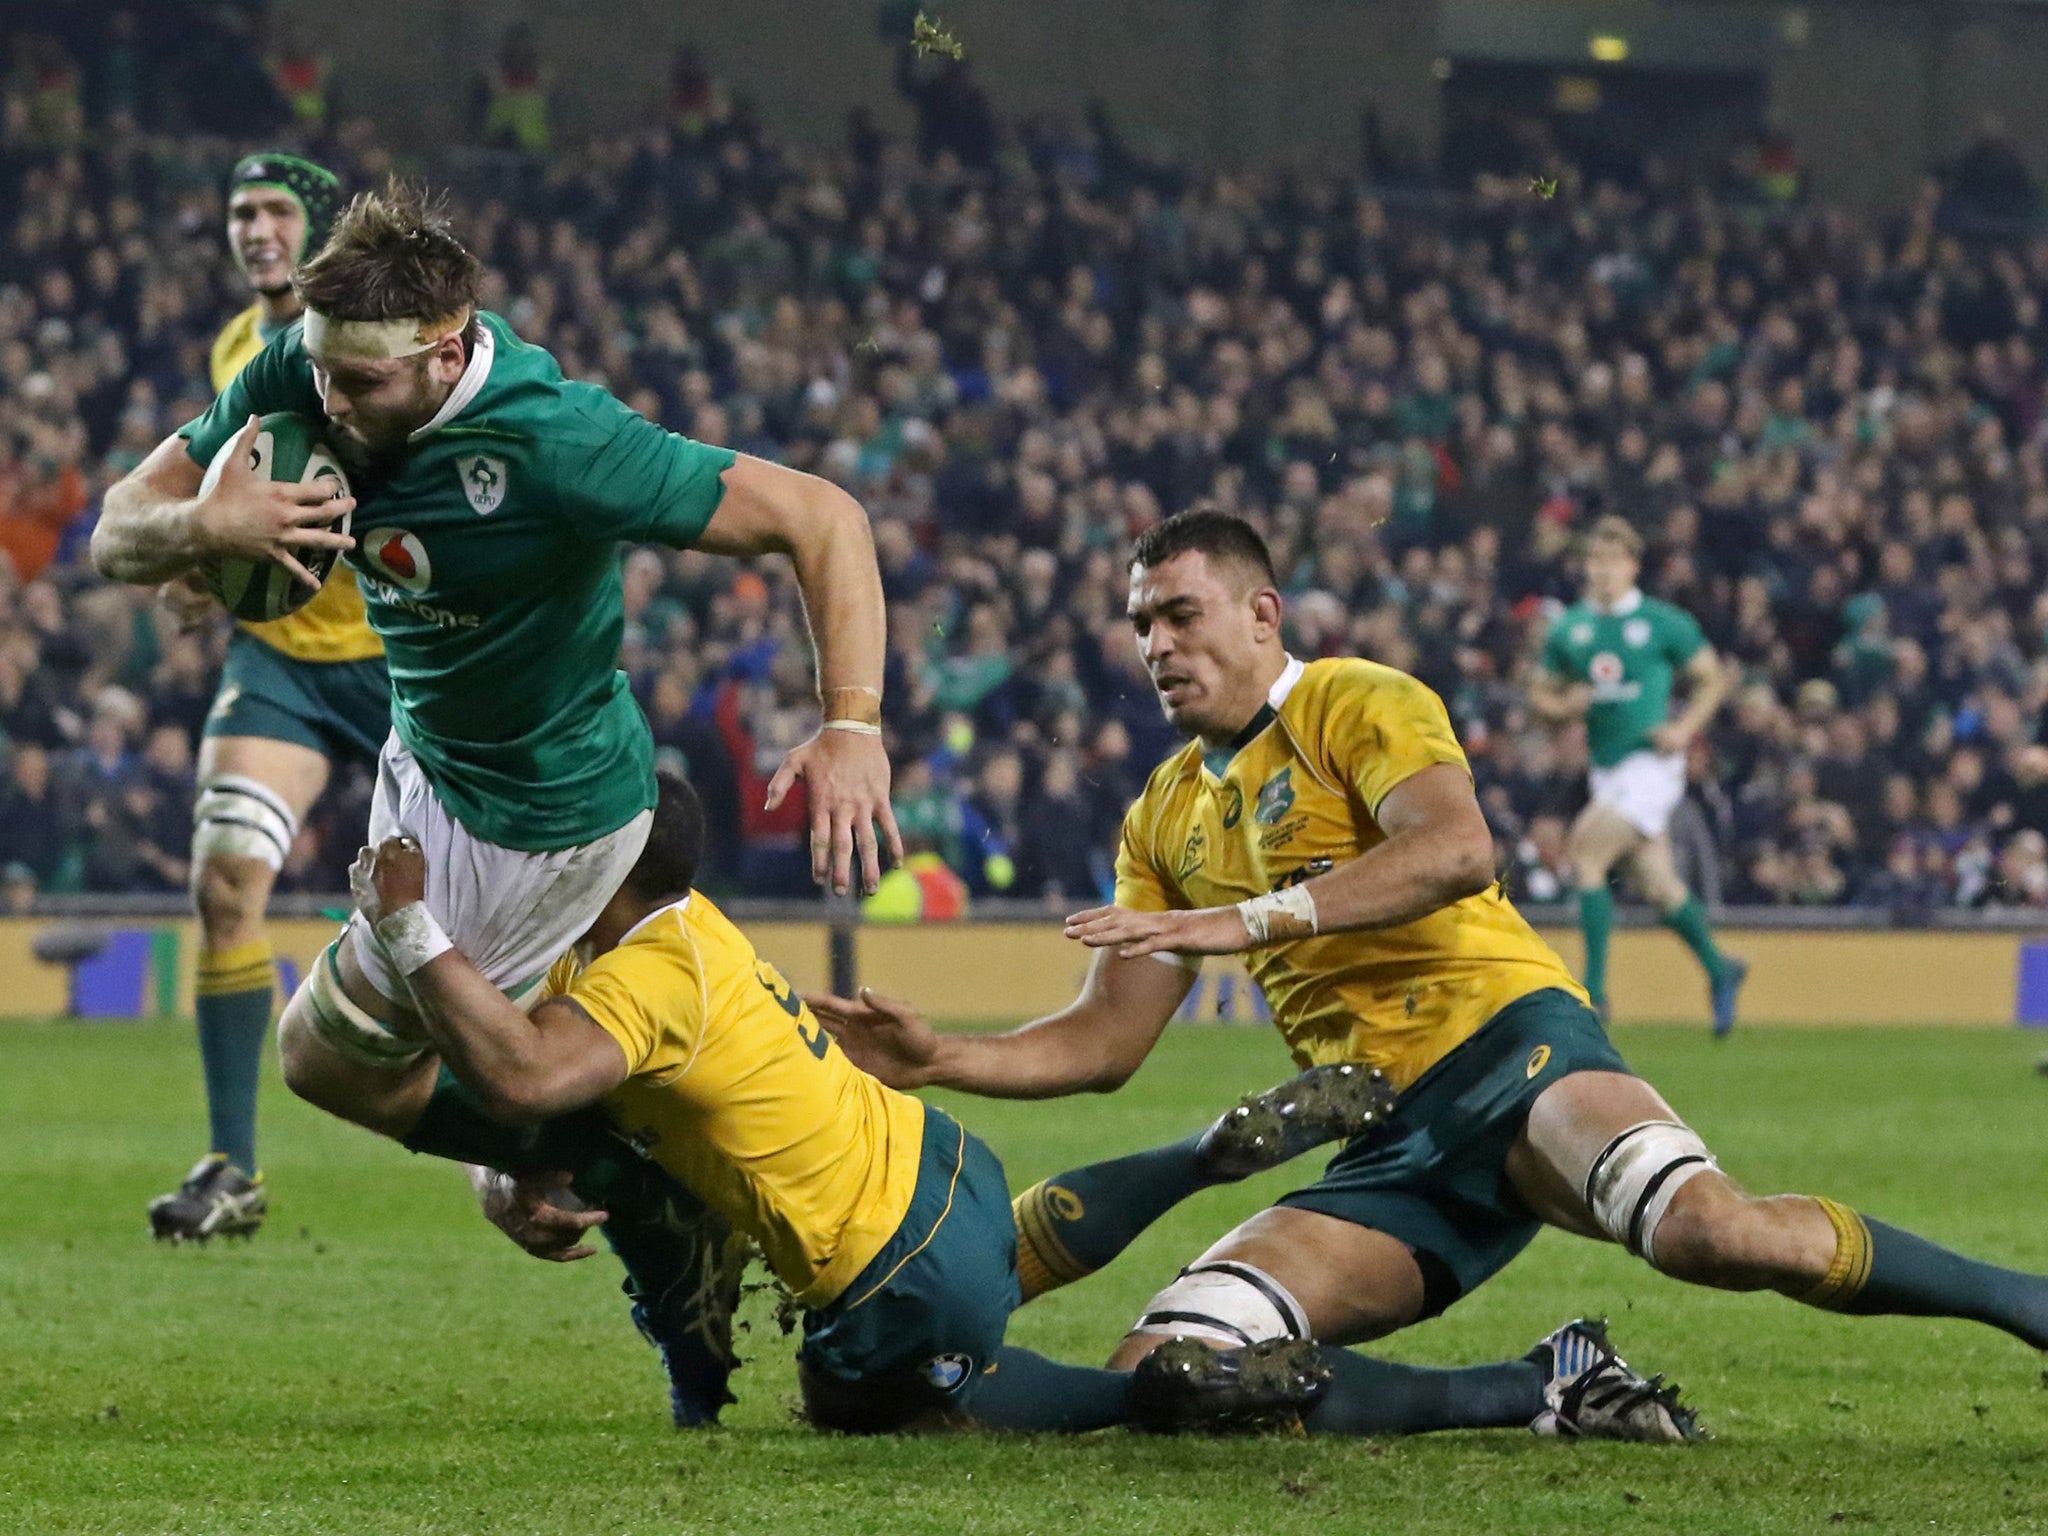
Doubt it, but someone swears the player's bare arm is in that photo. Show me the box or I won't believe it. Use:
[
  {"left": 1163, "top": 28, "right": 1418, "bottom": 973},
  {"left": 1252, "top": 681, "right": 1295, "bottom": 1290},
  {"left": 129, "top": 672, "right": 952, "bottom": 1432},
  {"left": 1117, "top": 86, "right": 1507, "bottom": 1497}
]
[
  {"left": 353, "top": 837, "right": 628, "bottom": 1124},
  {"left": 804, "top": 945, "right": 1193, "bottom": 1098},
  {"left": 1649, "top": 646, "right": 1730, "bottom": 754},
  {"left": 1526, "top": 668, "right": 1593, "bottom": 723},
  {"left": 92, "top": 416, "right": 356, "bottom": 588},
  {"left": 698, "top": 453, "right": 902, "bottom": 896},
  {"left": 1067, "top": 762, "right": 1497, "bottom": 959}
]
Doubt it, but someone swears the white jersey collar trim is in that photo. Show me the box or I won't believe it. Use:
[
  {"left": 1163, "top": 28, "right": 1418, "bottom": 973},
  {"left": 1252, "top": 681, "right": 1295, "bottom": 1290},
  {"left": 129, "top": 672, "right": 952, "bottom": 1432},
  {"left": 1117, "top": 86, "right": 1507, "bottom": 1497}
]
[
  {"left": 408, "top": 321, "right": 496, "bottom": 442},
  {"left": 619, "top": 894, "right": 692, "bottom": 946},
  {"left": 1269, "top": 654, "right": 1306, "bottom": 708},
  {"left": 1593, "top": 589, "right": 1644, "bottom": 618}
]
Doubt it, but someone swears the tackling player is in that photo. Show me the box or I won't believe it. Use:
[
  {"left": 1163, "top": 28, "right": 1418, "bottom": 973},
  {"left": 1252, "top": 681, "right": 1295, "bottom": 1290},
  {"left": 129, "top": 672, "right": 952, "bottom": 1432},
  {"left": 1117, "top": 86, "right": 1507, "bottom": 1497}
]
[
  {"left": 90, "top": 183, "right": 899, "bottom": 1408},
  {"left": 1528, "top": 516, "right": 1745, "bottom": 1033},
  {"left": 816, "top": 510, "right": 2048, "bottom": 1432},
  {"left": 337, "top": 775, "right": 1673, "bottom": 1441},
  {"left": 148, "top": 152, "right": 390, "bottom": 1243}
]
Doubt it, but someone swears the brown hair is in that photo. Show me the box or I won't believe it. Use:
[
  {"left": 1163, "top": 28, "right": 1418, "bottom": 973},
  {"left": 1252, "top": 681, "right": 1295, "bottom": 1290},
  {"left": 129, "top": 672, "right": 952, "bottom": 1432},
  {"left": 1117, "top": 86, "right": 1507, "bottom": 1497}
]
[
  {"left": 1586, "top": 514, "right": 1644, "bottom": 558},
  {"left": 294, "top": 180, "right": 481, "bottom": 329}
]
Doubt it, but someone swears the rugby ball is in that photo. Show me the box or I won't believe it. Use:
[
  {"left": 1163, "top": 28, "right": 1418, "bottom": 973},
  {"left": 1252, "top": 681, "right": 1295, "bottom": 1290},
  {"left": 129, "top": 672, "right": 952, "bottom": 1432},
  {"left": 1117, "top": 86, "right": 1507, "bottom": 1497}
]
[{"left": 196, "top": 412, "right": 352, "bottom": 622}]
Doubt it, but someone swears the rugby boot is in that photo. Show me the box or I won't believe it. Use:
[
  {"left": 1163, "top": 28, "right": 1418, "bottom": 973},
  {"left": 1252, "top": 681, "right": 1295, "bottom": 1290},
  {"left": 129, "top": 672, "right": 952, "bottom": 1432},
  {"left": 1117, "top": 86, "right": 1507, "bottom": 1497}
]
[
  {"left": 1710, "top": 959, "right": 1749, "bottom": 1039},
  {"left": 1128, "top": 1337, "right": 1332, "bottom": 1433},
  {"left": 148, "top": 1154, "right": 267, "bottom": 1242},
  {"left": 1195, "top": 1063, "right": 1397, "bottom": 1180},
  {"left": 1527, "top": 1317, "right": 1704, "bottom": 1443}
]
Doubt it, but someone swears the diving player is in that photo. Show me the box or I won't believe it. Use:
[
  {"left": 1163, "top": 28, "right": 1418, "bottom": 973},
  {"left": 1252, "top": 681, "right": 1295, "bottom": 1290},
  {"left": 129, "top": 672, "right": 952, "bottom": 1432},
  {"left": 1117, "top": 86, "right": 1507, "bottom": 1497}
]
[
  {"left": 814, "top": 509, "right": 2048, "bottom": 1433},
  {"left": 89, "top": 183, "right": 899, "bottom": 1408},
  {"left": 149, "top": 152, "right": 390, "bottom": 1243},
  {"left": 338, "top": 776, "right": 1670, "bottom": 1440},
  {"left": 1528, "top": 516, "right": 1745, "bottom": 1033}
]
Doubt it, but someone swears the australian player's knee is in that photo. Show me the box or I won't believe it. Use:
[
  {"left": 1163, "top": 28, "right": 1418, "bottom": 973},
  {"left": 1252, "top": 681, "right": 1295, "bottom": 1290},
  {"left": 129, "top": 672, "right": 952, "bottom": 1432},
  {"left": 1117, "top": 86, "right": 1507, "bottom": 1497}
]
[{"left": 192, "top": 853, "right": 273, "bottom": 944}]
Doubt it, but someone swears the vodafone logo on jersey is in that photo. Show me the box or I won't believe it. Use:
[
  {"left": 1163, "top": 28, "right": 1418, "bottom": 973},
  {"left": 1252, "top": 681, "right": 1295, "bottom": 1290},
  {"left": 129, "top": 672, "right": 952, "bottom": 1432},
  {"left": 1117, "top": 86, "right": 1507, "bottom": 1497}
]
[{"left": 361, "top": 528, "right": 432, "bottom": 593}]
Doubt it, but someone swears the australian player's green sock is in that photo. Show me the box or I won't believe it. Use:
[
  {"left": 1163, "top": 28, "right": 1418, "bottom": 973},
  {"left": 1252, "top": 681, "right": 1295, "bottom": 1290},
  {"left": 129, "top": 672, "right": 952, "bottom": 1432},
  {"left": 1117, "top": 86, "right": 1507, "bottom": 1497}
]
[
  {"left": 1801, "top": 1200, "right": 2048, "bottom": 1349},
  {"left": 1305, "top": 1348, "right": 1541, "bottom": 1436},
  {"left": 1012, "top": 1132, "right": 1213, "bottom": 1301},
  {"left": 1577, "top": 886, "right": 1613, "bottom": 1004},
  {"left": 1660, "top": 895, "right": 1733, "bottom": 980},
  {"left": 195, "top": 939, "right": 275, "bottom": 1173},
  {"left": 963, "top": 1347, "right": 1133, "bottom": 1431}
]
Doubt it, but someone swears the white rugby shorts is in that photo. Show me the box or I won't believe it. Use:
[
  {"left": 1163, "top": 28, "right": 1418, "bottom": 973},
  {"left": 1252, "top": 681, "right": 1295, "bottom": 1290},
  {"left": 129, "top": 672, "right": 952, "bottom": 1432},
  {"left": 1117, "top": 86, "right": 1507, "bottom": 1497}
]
[
  {"left": 1587, "top": 749, "right": 1688, "bottom": 838},
  {"left": 347, "top": 731, "right": 652, "bottom": 1008}
]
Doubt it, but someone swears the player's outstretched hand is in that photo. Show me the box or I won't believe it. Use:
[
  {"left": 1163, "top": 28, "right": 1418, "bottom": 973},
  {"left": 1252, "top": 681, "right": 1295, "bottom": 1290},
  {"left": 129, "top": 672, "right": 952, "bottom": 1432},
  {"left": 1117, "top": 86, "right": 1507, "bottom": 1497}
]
[
  {"left": 1064, "top": 903, "right": 1251, "bottom": 959},
  {"left": 472, "top": 1168, "right": 608, "bottom": 1263},
  {"left": 803, "top": 986, "right": 936, "bottom": 1089},
  {"left": 765, "top": 727, "right": 904, "bottom": 897},
  {"left": 193, "top": 415, "right": 357, "bottom": 588}
]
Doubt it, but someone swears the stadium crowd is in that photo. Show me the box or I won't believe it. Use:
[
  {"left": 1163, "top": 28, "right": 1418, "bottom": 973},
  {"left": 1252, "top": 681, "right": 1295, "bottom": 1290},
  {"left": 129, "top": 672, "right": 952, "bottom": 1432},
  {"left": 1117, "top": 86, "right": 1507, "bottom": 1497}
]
[{"left": 7, "top": 26, "right": 2048, "bottom": 916}]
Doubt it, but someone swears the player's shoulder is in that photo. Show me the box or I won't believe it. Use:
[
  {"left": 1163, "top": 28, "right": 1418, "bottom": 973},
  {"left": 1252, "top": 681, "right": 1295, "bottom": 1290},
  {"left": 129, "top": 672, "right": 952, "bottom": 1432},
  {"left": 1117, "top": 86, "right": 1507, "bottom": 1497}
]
[
  {"left": 1124, "top": 739, "right": 1204, "bottom": 826},
  {"left": 1288, "top": 655, "right": 1438, "bottom": 720},
  {"left": 1640, "top": 595, "right": 1701, "bottom": 628},
  {"left": 582, "top": 899, "right": 707, "bottom": 989},
  {"left": 1547, "top": 599, "right": 1594, "bottom": 632},
  {"left": 212, "top": 303, "right": 264, "bottom": 352}
]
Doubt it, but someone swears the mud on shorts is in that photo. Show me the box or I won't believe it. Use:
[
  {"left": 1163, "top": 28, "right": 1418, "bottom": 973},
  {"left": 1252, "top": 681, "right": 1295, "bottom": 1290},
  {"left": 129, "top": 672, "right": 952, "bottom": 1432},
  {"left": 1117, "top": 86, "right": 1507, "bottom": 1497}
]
[{"left": 1278, "top": 987, "right": 1632, "bottom": 1317}]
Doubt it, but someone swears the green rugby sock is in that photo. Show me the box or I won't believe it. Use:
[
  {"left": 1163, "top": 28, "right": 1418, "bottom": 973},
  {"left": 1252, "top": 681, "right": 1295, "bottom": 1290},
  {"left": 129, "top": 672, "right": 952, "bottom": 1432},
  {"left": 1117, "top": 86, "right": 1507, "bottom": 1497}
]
[
  {"left": 195, "top": 940, "right": 275, "bottom": 1173},
  {"left": 963, "top": 1347, "right": 1132, "bottom": 1432},
  {"left": 1660, "top": 895, "right": 1732, "bottom": 980},
  {"left": 1012, "top": 1133, "right": 1212, "bottom": 1301},
  {"left": 1306, "top": 1348, "right": 1543, "bottom": 1436},
  {"left": 1578, "top": 886, "right": 1613, "bottom": 1003},
  {"left": 1803, "top": 1201, "right": 2048, "bottom": 1350}
]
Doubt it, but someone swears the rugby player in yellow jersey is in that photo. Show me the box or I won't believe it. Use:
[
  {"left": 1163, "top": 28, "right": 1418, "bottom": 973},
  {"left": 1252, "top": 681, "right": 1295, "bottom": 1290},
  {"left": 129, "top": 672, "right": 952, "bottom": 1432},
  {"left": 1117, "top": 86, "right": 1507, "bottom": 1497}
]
[
  {"left": 815, "top": 509, "right": 2048, "bottom": 1436},
  {"left": 335, "top": 774, "right": 1662, "bottom": 1438},
  {"left": 149, "top": 153, "right": 393, "bottom": 1243}
]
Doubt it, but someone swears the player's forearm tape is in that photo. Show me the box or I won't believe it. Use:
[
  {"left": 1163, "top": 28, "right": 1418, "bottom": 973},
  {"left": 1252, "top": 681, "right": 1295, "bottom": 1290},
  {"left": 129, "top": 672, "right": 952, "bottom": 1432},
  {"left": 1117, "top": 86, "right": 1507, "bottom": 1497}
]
[
  {"left": 1235, "top": 886, "right": 1319, "bottom": 945},
  {"left": 823, "top": 719, "right": 884, "bottom": 737},
  {"left": 821, "top": 686, "right": 884, "bottom": 727},
  {"left": 373, "top": 903, "right": 454, "bottom": 976}
]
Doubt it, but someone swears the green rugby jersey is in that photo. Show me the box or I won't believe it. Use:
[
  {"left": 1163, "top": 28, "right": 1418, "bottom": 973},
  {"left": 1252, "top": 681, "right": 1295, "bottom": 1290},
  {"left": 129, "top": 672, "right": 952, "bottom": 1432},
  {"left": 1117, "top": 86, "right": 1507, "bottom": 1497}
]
[
  {"left": 179, "top": 313, "right": 737, "bottom": 850},
  {"left": 1539, "top": 590, "right": 1706, "bottom": 768}
]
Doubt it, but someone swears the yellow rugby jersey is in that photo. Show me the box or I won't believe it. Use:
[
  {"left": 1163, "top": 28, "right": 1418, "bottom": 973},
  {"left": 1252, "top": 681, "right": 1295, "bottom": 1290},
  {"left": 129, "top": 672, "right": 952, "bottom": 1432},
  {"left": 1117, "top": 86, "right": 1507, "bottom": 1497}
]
[
  {"left": 544, "top": 894, "right": 926, "bottom": 1308},
  {"left": 210, "top": 304, "right": 383, "bottom": 664},
  {"left": 1115, "top": 656, "right": 1585, "bottom": 1092}
]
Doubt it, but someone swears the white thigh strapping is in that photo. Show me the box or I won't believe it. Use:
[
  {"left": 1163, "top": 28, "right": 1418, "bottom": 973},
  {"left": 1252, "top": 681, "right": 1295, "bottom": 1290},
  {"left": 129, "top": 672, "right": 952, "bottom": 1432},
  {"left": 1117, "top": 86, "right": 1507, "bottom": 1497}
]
[
  {"left": 1587, "top": 750, "right": 1688, "bottom": 838},
  {"left": 346, "top": 733, "right": 652, "bottom": 1004}
]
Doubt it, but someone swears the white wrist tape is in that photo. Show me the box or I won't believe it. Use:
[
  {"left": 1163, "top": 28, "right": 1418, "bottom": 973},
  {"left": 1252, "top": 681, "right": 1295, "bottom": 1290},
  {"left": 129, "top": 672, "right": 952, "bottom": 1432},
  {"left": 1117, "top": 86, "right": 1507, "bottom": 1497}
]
[
  {"left": 1235, "top": 886, "right": 1320, "bottom": 945},
  {"left": 823, "top": 719, "right": 884, "bottom": 736},
  {"left": 373, "top": 902, "right": 454, "bottom": 976}
]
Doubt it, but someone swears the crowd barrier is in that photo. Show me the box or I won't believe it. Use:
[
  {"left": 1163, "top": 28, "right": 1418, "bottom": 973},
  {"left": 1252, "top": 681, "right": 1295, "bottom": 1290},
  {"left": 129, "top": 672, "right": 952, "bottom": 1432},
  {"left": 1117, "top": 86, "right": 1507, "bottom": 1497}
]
[{"left": 4, "top": 903, "right": 2047, "bottom": 1027}]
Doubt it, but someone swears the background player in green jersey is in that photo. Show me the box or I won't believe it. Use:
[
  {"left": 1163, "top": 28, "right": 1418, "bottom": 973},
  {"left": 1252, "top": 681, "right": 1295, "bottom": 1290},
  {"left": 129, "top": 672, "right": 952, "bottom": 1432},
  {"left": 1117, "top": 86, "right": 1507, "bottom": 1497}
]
[
  {"left": 1529, "top": 517, "right": 1746, "bottom": 1034},
  {"left": 90, "top": 184, "right": 900, "bottom": 1421}
]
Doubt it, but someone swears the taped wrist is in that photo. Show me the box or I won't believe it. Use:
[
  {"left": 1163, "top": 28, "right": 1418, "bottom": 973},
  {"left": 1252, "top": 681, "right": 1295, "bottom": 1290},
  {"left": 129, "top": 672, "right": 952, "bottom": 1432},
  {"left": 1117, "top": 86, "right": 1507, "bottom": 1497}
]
[
  {"left": 1235, "top": 885, "right": 1319, "bottom": 945},
  {"left": 373, "top": 903, "right": 453, "bottom": 977}
]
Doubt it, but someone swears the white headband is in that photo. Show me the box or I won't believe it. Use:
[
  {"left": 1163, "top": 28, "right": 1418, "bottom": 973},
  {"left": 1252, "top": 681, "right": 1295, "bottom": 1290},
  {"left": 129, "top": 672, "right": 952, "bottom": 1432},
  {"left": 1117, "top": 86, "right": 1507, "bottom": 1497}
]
[{"left": 302, "top": 307, "right": 471, "bottom": 361}]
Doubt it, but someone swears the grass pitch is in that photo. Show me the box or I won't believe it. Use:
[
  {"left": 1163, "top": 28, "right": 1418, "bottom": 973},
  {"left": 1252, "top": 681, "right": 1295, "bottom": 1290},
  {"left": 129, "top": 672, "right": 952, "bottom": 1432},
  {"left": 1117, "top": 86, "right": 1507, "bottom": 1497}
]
[{"left": 5, "top": 1017, "right": 2047, "bottom": 1535}]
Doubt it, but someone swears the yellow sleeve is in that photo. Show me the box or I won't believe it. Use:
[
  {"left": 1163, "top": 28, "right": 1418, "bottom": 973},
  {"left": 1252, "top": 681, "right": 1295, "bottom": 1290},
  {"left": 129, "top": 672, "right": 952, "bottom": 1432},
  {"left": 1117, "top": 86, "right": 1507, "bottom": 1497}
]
[
  {"left": 540, "top": 951, "right": 578, "bottom": 1001},
  {"left": 1319, "top": 663, "right": 1470, "bottom": 817},
  {"left": 1112, "top": 797, "right": 1176, "bottom": 913},
  {"left": 563, "top": 941, "right": 703, "bottom": 1077}
]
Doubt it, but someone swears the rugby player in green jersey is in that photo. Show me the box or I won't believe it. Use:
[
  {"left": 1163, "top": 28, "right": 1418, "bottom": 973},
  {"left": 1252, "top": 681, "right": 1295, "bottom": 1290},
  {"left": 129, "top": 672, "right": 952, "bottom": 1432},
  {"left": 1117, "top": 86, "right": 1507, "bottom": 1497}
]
[
  {"left": 1529, "top": 517, "right": 1746, "bottom": 1034},
  {"left": 91, "top": 184, "right": 901, "bottom": 1423}
]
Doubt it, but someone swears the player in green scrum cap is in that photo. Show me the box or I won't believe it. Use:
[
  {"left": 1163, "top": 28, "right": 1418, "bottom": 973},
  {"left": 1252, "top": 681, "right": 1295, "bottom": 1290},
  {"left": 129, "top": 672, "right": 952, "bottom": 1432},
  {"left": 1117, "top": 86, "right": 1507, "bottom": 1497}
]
[
  {"left": 147, "top": 151, "right": 390, "bottom": 1244},
  {"left": 90, "top": 182, "right": 900, "bottom": 1421}
]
